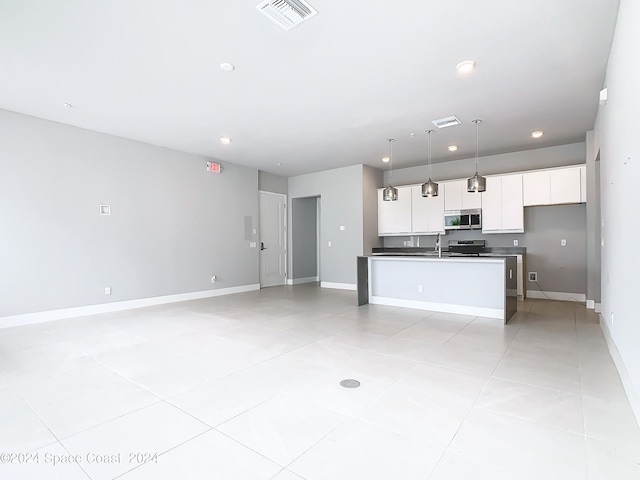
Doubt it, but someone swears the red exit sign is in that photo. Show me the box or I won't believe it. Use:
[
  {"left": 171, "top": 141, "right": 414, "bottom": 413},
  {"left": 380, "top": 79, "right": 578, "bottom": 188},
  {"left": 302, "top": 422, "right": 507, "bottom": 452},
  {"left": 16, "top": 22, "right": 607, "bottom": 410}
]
[{"left": 206, "top": 162, "right": 221, "bottom": 173}]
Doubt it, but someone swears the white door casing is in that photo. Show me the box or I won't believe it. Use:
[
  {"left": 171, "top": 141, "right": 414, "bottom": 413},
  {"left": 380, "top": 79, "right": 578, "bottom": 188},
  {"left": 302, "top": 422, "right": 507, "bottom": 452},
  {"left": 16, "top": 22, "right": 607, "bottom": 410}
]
[{"left": 259, "top": 191, "right": 287, "bottom": 287}]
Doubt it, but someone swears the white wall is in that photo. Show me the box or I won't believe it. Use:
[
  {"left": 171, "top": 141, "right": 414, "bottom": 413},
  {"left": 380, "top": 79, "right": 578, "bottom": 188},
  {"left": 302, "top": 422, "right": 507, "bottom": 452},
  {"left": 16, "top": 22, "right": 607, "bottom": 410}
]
[
  {"left": 0, "top": 110, "right": 259, "bottom": 319},
  {"left": 594, "top": 0, "right": 640, "bottom": 419}
]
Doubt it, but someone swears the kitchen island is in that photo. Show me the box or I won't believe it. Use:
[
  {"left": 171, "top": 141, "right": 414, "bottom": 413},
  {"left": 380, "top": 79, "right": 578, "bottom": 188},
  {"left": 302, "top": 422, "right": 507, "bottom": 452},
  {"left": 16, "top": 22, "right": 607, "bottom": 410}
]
[{"left": 357, "top": 254, "right": 518, "bottom": 324}]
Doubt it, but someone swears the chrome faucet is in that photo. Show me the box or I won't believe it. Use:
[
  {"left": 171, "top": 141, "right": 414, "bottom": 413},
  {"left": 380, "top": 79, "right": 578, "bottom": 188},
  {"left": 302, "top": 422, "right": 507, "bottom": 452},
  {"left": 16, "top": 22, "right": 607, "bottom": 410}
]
[{"left": 435, "top": 233, "right": 442, "bottom": 258}]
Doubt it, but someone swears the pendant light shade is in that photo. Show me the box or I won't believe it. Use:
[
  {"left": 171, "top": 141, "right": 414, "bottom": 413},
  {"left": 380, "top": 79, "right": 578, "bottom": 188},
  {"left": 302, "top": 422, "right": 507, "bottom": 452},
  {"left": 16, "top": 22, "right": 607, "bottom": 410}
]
[
  {"left": 421, "top": 129, "right": 438, "bottom": 197},
  {"left": 467, "top": 119, "right": 486, "bottom": 193},
  {"left": 382, "top": 185, "right": 398, "bottom": 201},
  {"left": 383, "top": 138, "right": 398, "bottom": 201}
]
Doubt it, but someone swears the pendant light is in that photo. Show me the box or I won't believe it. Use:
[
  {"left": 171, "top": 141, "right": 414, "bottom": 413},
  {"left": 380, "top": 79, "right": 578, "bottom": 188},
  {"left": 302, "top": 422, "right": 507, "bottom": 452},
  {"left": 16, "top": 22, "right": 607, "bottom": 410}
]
[
  {"left": 382, "top": 138, "right": 398, "bottom": 201},
  {"left": 421, "top": 129, "right": 438, "bottom": 197},
  {"left": 467, "top": 119, "right": 486, "bottom": 193}
]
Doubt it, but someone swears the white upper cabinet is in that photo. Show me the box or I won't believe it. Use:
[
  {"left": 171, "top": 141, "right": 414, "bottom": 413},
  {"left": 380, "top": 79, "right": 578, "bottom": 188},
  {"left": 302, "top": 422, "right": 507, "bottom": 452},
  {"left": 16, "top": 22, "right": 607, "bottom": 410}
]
[
  {"left": 377, "top": 186, "right": 412, "bottom": 235},
  {"left": 501, "top": 174, "right": 525, "bottom": 231},
  {"left": 481, "top": 177, "right": 503, "bottom": 231},
  {"left": 377, "top": 164, "right": 585, "bottom": 236},
  {"left": 523, "top": 165, "right": 583, "bottom": 206},
  {"left": 550, "top": 167, "right": 581, "bottom": 204},
  {"left": 443, "top": 180, "right": 482, "bottom": 210},
  {"left": 481, "top": 174, "right": 524, "bottom": 233},
  {"left": 411, "top": 186, "right": 445, "bottom": 234},
  {"left": 523, "top": 170, "right": 550, "bottom": 206}
]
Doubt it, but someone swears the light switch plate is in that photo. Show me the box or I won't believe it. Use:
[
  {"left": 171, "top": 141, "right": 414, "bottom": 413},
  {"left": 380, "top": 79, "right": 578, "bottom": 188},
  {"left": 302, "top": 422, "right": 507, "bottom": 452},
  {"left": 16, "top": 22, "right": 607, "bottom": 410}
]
[
  {"left": 513, "top": 240, "right": 518, "bottom": 246},
  {"left": 249, "top": 242, "right": 257, "bottom": 248},
  {"left": 561, "top": 239, "right": 567, "bottom": 247}
]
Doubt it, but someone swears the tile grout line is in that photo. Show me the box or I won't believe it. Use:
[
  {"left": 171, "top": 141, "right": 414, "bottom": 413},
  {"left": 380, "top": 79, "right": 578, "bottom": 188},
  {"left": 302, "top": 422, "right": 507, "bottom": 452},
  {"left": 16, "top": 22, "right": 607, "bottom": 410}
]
[{"left": 424, "top": 301, "right": 531, "bottom": 480}]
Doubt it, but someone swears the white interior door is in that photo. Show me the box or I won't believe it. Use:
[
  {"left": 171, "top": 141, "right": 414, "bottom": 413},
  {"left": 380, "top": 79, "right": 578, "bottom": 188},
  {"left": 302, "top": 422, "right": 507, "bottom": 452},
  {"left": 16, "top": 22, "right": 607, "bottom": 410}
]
[{"left": 259, "top": 191, "right": 287, "bottom": 287}]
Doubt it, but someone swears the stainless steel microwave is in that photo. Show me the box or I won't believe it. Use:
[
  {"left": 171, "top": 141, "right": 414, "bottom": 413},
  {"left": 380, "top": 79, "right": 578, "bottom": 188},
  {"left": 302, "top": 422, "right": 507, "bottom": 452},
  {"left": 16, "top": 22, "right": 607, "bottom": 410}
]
[{"left": 444, "top": 209, "right": 482, "bottom": 230}]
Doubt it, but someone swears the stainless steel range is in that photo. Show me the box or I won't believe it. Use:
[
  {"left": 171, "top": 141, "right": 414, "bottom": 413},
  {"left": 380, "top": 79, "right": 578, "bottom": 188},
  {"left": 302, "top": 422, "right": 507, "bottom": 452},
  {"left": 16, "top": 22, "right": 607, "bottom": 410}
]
[{"left": 448, "top": 239, "right": 486, "bottom": 255}]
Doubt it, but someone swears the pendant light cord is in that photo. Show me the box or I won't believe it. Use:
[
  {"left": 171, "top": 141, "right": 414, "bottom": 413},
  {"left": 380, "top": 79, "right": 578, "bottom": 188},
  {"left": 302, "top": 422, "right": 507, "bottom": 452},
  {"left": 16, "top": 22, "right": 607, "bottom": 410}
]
[
  {"left": 387, "top": 138, "right": 394, "bottom": 186},
  {"left": 427, "top": 130, "right": 433, "bottom": 178},
  {"left": 473, "top": 119, "right": 481, "bottom": 174}
]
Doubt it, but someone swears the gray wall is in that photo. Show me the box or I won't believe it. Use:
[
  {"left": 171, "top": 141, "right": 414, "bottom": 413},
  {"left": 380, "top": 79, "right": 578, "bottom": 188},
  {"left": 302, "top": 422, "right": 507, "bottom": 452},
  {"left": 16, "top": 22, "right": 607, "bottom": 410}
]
[
  {"left": 291, "top": 197, "right": 318, "bottom": 279},
  {"left": 385, "top": 204, "right": 587, "bottom": 295},
  {"left": 585, "top": 130, "right": 602, "bottom": 305},
  {"left": 259, "top": 171, "right": 288, "bottom": 195},
  {"left": 594, "top": 0, "right": 640, "bottom": 412},
  {"left": 0, "top": 109, "right": 259, "bottom": 317},
  {"left": 362, "top": 165, "right": 383, "bottom": 255},
  {"left": 385, "top": 142, "right": 586, "bottom": 186},
  {"left": 288, "top": 165, "right": 364, "bottom": 285}
]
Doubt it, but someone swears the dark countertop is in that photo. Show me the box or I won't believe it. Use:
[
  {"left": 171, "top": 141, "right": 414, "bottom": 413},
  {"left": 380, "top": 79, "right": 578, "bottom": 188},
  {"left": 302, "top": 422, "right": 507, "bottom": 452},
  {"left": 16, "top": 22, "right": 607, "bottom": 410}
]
[{"left": 371, "top": 246, "right": 527, "bottom": 255}]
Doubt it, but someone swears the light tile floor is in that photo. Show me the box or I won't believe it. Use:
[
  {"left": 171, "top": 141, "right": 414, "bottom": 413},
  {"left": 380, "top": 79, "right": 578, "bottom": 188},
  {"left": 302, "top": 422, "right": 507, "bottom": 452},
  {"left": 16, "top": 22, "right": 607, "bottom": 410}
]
[{"left": 1, "top": 284, "right": 639, "bottom": 479}]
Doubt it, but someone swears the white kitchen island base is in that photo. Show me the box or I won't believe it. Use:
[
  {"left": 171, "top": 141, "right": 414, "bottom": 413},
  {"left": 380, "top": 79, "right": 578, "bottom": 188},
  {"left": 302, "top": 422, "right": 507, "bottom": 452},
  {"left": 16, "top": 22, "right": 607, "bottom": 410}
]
[{"left": 358, "top": 255, "right": 518, "bottom": 324}]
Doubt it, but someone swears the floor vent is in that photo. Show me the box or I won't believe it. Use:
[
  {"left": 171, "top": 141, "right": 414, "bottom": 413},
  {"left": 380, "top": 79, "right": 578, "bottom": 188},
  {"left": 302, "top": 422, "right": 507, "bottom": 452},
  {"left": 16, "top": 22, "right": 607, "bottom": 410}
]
[{"left": 256, "top": 0, "right": 318, "bottom": 31}]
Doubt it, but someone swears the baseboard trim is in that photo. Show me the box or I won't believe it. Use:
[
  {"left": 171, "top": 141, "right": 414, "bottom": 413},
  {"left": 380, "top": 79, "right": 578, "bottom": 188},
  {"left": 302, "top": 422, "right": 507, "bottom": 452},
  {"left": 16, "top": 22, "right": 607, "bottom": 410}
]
[
  {"left": 600, "top": 314, "right": 640, "bottom": 427},
  {"left": 320, "top": 282, "right": 357, "bottom": 291},
  {"left": 0, "top": 284, "right": 261, "bottom": 329},
  {"left": 289, "top": 276, "right": 319, "bottom": 285},
  {"left": 370, "top": 295, "right": 503, "bottom": 319},
  {"left": 526, "top": 290, "right": 586, "bottom": 303},
  {"left": 586, "top": 300, "right": 602, "bottom": 312}
]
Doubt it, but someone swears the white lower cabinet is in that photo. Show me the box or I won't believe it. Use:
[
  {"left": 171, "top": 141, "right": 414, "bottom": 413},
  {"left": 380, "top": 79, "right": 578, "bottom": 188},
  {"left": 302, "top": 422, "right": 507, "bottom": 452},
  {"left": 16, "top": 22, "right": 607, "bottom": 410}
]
[
  {"left": 377, "top": 186, "right": 412, "bottom": 235},
  {"left": 482, "top": 174, "right": 524, "bottom": 233},
  {"left": 411, "top": 186, "right": 445, "bottom": 234}
]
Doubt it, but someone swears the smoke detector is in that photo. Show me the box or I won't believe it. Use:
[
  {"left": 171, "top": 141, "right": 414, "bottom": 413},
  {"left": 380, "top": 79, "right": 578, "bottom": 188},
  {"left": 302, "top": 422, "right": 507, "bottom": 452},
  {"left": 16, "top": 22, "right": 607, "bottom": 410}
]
[
  {"left": 432, "top": 116, "right": 462, "bottom": 129},
  {"left": 256, "top": 0, "right": 318, "bottom": 31}
]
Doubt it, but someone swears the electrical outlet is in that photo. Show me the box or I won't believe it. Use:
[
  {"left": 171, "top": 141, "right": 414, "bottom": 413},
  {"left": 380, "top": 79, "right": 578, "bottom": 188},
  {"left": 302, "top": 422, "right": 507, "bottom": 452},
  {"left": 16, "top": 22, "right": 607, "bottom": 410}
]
[
  {"left": 417, "top": 284, "right": 423, "bottom": 293},
  {"left": 340, "top": 225, "right": 346, "bottom": 231},
  {"left": 104, "top": 287, "right": 111, "bottom": 295},
  {"left": 561, "top": 239, "right": 567, "bottom": 247},
  {"left": 211, "top": 276, "right": 216, "bottom": 283},
  {"left": 513, "top": 240, "right": 518, "bottom": 246},
  {"left": 528, "top": 272, "right": 538, "bottom": 282},
  {"left": 328, "top": 241, "right": 332, "bottom": 247}
]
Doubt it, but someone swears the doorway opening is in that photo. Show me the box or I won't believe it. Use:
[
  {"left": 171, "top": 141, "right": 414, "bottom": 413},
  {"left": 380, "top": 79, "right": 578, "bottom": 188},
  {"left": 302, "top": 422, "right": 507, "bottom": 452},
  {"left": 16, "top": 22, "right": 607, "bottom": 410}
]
[{"left": 290, "top": 196, "right": 320, "bottom": 285}]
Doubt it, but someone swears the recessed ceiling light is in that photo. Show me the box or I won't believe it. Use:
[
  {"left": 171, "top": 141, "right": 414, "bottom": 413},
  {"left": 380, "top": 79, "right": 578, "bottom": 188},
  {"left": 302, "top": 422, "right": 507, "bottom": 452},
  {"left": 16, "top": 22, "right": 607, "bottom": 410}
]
[
  {"left": 63, "top": 103, "right": 73, "bottom": 109},
  {"left": 448, "top": 145, "right": 458, "bottom": 152},
  {"left": 382, "top": 156, "right": 390, "bottom": 163},
  {"left": 531, "top": 130, "right": 544, "bottom": 138},
  {"left": 220, "top": 63, "right": 235, "bottom": 71},
  {"left": 219, "top": 137, "right": 232, "bottom": 145},
  {"left": 456, "top": 60, "right": 476, "bottom": 73}
]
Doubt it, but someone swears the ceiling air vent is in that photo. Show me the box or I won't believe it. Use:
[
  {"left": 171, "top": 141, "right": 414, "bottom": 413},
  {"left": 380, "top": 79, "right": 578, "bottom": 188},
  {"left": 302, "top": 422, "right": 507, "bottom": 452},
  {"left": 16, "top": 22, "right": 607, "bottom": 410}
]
[
  {"left": 256, "top": 0, "right": 318, "bottom": 31},
  {"left": 432, "top": 116, "right": 462, "bottom": 129}
]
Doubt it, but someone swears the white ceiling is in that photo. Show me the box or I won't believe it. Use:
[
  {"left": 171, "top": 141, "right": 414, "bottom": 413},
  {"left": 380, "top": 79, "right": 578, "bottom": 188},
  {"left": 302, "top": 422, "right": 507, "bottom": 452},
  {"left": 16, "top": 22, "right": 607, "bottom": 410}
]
[{"left": 0, "top": 0, "right": 620, "bottom": 177}]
